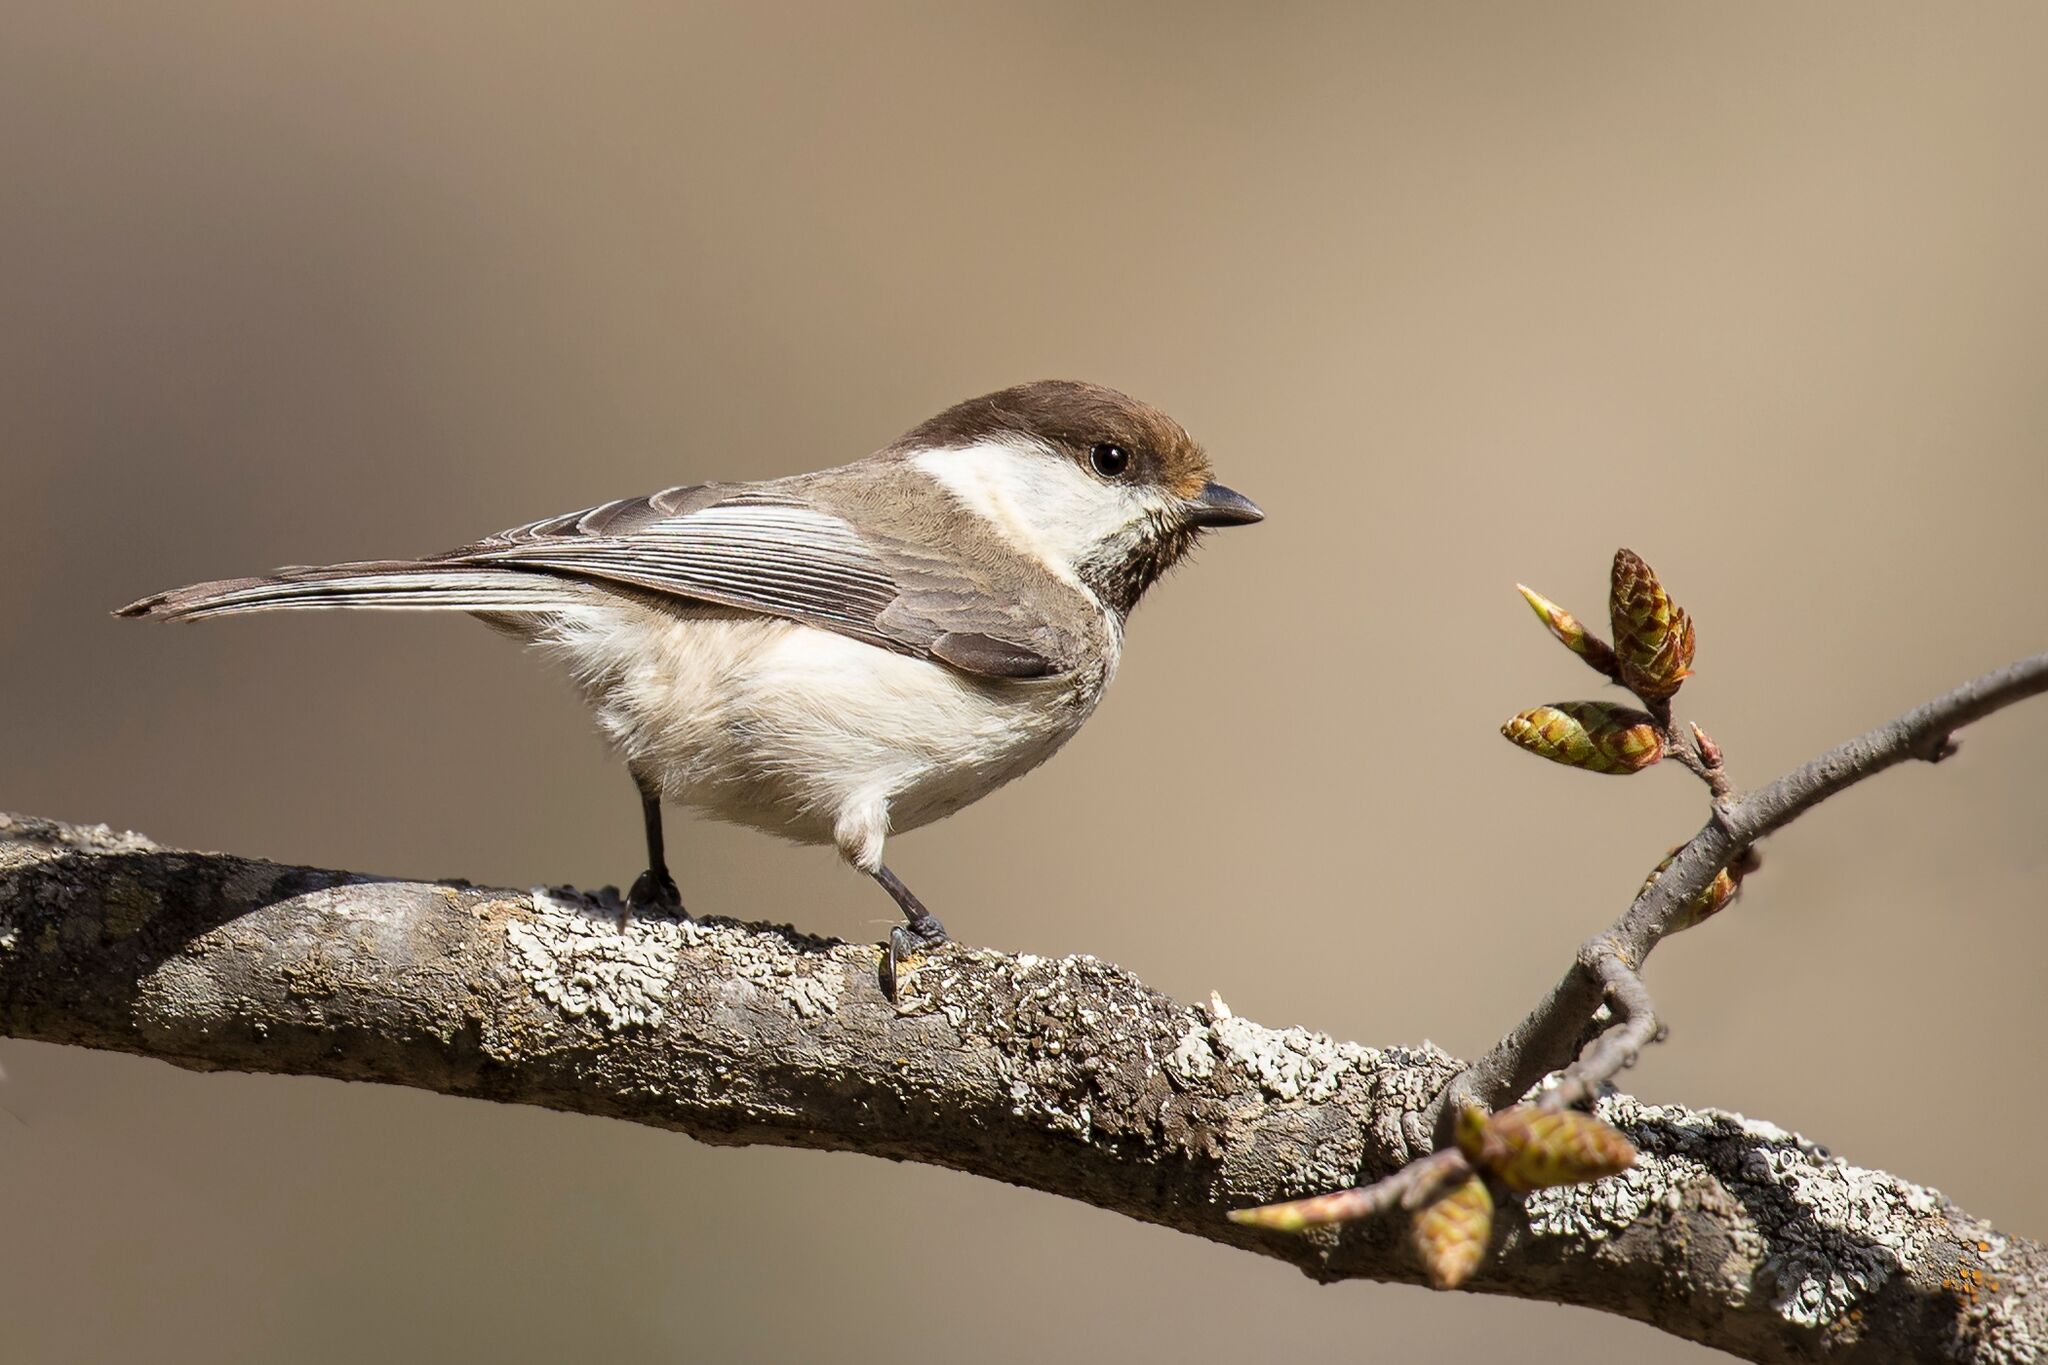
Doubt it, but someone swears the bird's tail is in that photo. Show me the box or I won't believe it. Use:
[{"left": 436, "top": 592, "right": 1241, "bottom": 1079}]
[{"left": 115, "top": 560, "right": 589, "bottom": 621}]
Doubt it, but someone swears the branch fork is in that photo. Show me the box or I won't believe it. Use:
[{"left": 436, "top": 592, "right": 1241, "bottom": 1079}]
[
  {"left": 6, "top": 555, "right": 2048, "bottom": 1361},
  {"left": 1243, "top": 550, "right": 2048, "bottom": 1314}
]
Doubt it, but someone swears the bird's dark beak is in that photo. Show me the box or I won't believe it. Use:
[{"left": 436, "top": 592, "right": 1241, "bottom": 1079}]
[{"left": 1184, "top": 481, "right": 1264, "bottom": 528}]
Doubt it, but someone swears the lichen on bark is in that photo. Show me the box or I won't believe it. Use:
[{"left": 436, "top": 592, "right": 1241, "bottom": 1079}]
[{"left": 1, "top": 810, "right": 2042, "bottom": 1363}]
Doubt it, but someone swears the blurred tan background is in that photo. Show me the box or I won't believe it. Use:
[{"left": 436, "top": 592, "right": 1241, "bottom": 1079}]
[{"left": 4, "top": 3, "right": 2046, "bottom": 1361}]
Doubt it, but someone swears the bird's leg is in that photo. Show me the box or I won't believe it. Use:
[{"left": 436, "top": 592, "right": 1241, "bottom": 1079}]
[
  {"left": 626, "top": 773, "right": 683, "bottom": 912},
  {"left": 874, "top": 863, "right": 949, "bottom": 998}
]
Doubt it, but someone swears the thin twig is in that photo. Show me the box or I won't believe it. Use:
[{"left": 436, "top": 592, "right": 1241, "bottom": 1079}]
[
  {"left": 1663, "top": 720, "right": 1734, "bottom": 800},
  {"left": 1538, "top": 951, "right": 1659, "bottom": 1112},
  {"left": 1437, "top": 648, "right": 2048, "bottom": 1135},
  {"left": 5, "top": 651, "right": 2048, "bottom": 1362}
]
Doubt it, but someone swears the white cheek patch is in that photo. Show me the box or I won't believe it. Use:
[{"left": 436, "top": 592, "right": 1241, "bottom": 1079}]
[{"left": 912, "top": 439, "right": 1153, "bottom": 593}]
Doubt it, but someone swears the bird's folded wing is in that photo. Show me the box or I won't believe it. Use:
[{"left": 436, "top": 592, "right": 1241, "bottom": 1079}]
[{"left": 462, "top": 487, "right": 1078, "bottom": 679}]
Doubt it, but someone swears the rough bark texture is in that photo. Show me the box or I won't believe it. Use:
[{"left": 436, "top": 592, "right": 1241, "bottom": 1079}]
[{"left": 3, "top": 812, "right": 2040, "bottom": 1363}]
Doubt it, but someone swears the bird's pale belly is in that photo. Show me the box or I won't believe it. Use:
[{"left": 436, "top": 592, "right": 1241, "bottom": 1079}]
[{"left": 538, "top": 603, "right": 1112, "bottom": 867}]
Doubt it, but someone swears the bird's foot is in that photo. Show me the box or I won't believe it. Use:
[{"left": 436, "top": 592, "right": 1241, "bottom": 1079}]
[
  {"left": 592, "top": 868, "right": 683, "bottom": 932},
  {"left": 883, "top": 915, "right": 950, "bottom": 1004},
  {"left": 626, "top": 867, "right": 684, "bottom": 913}
]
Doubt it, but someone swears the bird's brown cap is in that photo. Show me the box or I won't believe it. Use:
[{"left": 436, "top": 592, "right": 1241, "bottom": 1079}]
[{"left": 897, "top": 380, "right": 1216, "bottom": 501}]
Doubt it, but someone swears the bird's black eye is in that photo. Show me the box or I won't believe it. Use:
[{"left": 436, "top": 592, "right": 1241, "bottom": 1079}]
[{"left": 1089, "top": 443, "right": 1131, "bottom": 479}]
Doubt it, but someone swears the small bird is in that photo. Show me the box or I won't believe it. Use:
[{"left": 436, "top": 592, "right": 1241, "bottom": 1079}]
[{"left": 120, "top": 380, "right": 1262, "bottom": 973}]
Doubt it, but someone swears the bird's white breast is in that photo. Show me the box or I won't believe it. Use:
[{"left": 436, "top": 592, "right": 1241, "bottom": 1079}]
[{"left": 535, "top": 602, "right": 1114, "bottom": 869}]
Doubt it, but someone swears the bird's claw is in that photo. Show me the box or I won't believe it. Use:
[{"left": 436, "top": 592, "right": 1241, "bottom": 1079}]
[{"left": 883, "top": 919, "right": 950, "bottom": 1003}]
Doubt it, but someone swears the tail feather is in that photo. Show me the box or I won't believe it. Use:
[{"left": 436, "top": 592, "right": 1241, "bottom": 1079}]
[{"left": 116, "top": 561, "right": 590, "bottom": 621}]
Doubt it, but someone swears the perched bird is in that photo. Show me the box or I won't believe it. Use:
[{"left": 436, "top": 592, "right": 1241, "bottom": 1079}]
[{"left": 119, "top": 380, "right": 1263, "bottom": 973}]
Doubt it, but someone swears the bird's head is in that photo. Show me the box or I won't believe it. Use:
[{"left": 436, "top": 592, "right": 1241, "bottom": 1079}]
[{"left": 898, "top": 380, "right": 1262, "bottom": 615}]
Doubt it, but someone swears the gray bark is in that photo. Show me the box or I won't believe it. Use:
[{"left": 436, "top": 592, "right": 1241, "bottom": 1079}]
[{"left": 2, "top": 811, "right": 2039, "bottom": 1363}]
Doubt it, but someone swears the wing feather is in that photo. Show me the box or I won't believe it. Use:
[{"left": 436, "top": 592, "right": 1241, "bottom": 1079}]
[
  {"left": 458, "top": 490, "right": 1078, "bottom": 678},
  {"left": 124, "top": 481, "right": 1088, "bottom": 680}
]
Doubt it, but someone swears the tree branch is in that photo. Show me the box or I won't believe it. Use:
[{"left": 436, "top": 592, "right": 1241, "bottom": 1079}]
[
  {"left": 1436, "top": 651, "right": 2048, "bottom": 1133},
  {"left": 1, "top": 799, "right": 2042, "bottom": 1363}
]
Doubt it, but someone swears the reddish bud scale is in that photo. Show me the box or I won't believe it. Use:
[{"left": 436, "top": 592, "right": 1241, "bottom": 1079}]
[
  {"left": 1457, "top": 1104, "right": 1636, "bottom": 1194},
  {"left": 1609, "top": 549, "right": 1696, "bottom": 701},
  {"left": 1688, "top": 721, "right": 1724, "bottom": 771},
  {"left": 1502, "top": 702, "right": 1662, "bottom": 774},
  {"left": 1412, "top": 1177, "right": 1494, "bottom": 1291},
  {"left": 1641, "top": 849, "right": 1743, "bottom": 930},
  {"left": 1228, "top": 1187, "right": 1368, "bottom": 1232},
  {"left": 1516, "top": 584, "right": 1619, "bottom": 678}
]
